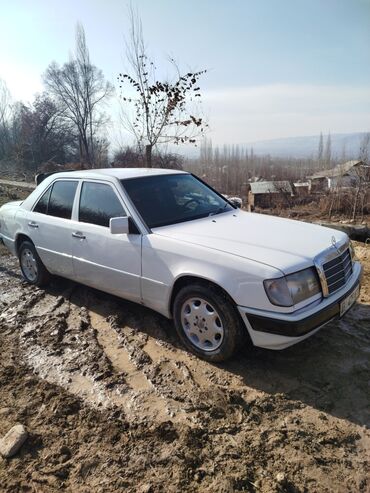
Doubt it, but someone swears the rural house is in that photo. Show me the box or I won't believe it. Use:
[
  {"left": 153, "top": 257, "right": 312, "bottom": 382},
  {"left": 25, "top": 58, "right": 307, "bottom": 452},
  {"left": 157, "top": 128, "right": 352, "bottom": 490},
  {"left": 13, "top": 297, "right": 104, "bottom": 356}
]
[
  {"left": 307, "top": 160, "right": 369, "bottom": 191},
  {"left": 248, "top": 180, "right": 293, "bottom": 209}
]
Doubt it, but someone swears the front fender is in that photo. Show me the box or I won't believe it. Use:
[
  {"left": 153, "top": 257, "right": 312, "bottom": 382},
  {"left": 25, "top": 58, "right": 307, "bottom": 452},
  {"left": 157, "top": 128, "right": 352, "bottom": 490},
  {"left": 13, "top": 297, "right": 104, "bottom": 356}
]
[{"left": 141, "top": 234, "right": 282, "bottom": 318}]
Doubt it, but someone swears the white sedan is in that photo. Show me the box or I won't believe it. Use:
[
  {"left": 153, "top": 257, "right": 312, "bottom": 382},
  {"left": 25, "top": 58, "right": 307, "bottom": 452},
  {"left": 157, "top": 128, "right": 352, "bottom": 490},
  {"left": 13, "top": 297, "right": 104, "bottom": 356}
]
[{"left": 0, "top": 168, "right": 362, "bottom": 361}]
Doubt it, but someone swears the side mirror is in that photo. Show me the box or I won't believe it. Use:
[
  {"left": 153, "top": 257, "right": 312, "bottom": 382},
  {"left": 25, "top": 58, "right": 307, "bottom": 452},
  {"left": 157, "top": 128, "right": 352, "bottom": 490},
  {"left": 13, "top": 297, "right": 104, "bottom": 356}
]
[
  {"left": 228, "top": 197, "right": 243, "bottom": 209},
  {"left": 110, "top": 216, "right": 129, "bottom": 235}
]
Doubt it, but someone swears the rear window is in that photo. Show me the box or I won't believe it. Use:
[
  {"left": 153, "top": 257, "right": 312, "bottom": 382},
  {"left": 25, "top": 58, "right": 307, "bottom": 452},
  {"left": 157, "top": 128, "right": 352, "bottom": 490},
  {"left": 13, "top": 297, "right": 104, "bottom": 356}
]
[{"left": 48, "top": 181, "right": 78, "bottom": 219}]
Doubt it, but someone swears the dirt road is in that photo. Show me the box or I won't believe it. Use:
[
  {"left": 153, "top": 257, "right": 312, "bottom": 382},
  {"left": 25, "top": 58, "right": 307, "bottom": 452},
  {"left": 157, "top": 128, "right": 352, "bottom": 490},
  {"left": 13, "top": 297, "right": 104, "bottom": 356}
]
[
  {"left": 0, "top": 243, "right": 369, "bottom": 492},
  {"left": 0, "top": 179, "right": 35, "bottom": 191}
]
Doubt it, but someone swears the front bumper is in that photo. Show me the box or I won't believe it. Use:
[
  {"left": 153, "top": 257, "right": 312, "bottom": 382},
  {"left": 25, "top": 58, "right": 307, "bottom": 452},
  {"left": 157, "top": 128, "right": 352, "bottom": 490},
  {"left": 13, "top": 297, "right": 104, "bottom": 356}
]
[{"left": 238, "top": 261, "right": 363, "bottom": 350}]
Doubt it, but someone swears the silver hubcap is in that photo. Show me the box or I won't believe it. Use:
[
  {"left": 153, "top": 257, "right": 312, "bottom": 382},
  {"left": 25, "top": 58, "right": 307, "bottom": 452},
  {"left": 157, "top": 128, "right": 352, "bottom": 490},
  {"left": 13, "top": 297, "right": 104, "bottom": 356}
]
[
  {"left": 21, "top": 248, "right": 38, "bottom": 281},
  {"left": 181, "top": 297, "right": 224, "bottom": 351}
]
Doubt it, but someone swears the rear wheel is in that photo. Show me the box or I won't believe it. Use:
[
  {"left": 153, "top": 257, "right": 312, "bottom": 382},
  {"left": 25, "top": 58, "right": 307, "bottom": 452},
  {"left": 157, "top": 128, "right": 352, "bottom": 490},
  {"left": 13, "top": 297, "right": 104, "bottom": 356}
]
[
  {"left": 19, "top": 240, "right": 50, "bottom": 286},
  {"left": 173, "top": 283, "right": 245, "bottom": 362}
]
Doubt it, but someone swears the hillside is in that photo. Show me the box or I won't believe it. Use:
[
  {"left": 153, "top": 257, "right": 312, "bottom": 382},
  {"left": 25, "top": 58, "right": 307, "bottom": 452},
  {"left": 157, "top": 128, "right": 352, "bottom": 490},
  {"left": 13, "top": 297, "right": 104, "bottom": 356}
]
[{"left": 244, "top": 132, "right": 367, "bottom": 159}]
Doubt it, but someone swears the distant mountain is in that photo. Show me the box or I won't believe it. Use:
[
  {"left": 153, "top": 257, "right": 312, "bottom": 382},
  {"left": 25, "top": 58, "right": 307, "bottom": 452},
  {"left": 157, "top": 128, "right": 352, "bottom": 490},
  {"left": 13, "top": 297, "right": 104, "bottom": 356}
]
[{"left": 244, "top": 132, "right": 368, "bottom": 159}]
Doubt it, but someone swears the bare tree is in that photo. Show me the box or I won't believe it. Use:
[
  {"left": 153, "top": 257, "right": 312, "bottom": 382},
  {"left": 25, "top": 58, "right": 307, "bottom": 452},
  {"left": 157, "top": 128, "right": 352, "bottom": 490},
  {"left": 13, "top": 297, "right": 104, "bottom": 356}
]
[
  {"left": 351, "top": 135, "right": 370, "bottom": 221},
  {"left": 93, "top": 136, "right": 110, "bottom": 168},
  {"left": 359, "top": 132, "right": 370, "bottom": 163},
  {"left": 112, "top": 144, "right": 183, "bottom": 170},
  {"left": 0, "top": 93, "right": 32, "bottom": 167},
  {"left": 22, "top": 93, "right": 77, "bottom": 170},
  {"left": 0, "top": 79, "right": 12, "bottom": 158},
  {"left": 118, "top": 10, "right": 207, "bottom": 167},
  {"left": 324, "top": 132, "right": 332, "bottom": 168},
  {"left": 155, "top": 151, "right": 183, "bottom": 170},
  {"left": 44, "top": 24, "right": 113, "bottom": 167},
  {"left": 0, "top": 93, "right": 77, "bottom": 172},
  {"left": 317, "top": 131, "right": 323, "bottom": 170}
]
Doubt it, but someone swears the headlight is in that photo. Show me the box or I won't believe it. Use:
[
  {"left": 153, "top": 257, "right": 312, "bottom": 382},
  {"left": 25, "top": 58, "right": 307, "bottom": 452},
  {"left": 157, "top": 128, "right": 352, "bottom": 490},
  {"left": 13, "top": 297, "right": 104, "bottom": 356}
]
[{"left": 264, "top": 267, "right": 321, "bottom": 307}]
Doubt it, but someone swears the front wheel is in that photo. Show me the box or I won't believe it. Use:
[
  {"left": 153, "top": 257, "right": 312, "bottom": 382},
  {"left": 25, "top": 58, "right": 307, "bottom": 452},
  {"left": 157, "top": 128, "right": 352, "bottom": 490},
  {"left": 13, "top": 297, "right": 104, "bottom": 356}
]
[
  {"left": 173, "top": 283, "right": 245, "bottom": 362},
  {"left": 19, "top": 240, "right": 50, "bottom": 286}
]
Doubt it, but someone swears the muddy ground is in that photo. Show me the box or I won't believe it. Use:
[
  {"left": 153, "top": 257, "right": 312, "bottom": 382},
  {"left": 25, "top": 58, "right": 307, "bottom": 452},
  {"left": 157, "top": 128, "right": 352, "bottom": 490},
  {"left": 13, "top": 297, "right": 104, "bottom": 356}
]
[{"left": 0, "top": 239, "right": 369, "bottom": 492}]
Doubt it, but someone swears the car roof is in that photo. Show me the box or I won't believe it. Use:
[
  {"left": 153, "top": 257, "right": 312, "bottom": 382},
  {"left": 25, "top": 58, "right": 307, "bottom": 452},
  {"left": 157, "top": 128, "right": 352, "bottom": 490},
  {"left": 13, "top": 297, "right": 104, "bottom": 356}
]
[{"left": 49, "top": 167, "right": 188, "bottom": 181}]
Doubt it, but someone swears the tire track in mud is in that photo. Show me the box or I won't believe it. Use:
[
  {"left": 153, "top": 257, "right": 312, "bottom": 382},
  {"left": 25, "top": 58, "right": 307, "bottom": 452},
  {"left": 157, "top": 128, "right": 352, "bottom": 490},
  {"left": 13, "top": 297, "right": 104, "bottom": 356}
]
[
  {"left": 0, "top": 281, "right": 130, "bottom": 414},
  {"left": 88, "top": 307, "right": 176, "bottom": 423},
  {"left": 10, "top": 280, "right": 212, "bottom": 425},
  {"left": 105, "top": 311, "right": 252, "bottom": 428},
  {"left": 87, "top": 299, "right": 207, "bottom": 424},
  {"left": 84, "top": 293, "right": 252, "bottom": 427}
]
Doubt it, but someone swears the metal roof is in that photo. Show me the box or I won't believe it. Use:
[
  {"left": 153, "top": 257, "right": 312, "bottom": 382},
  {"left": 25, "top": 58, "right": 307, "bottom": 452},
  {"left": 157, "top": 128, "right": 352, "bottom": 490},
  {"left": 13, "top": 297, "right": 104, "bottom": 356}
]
[
  {"left": 250, "top": 181, "right": 293, "bottom": 195},
  {"left": 308, "top": 160, "right": 368, "bottom": 180}
]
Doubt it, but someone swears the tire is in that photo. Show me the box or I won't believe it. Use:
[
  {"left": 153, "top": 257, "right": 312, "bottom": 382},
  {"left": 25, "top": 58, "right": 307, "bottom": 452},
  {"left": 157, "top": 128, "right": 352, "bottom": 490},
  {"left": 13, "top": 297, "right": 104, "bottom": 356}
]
[
  {"left": 173, "top": 282, "right": 245, "bottom": 362},
  {"left": 18, "top": 240, "right": 50, "bottom": 286}
]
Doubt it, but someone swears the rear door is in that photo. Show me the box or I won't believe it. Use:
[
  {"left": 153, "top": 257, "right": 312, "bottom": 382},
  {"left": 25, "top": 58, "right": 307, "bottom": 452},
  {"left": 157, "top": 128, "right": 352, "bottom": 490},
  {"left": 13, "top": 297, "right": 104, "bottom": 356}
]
[
  {"left": 72, "top": 180, "right": 142, "bottom": 302},
  {"left": 26, "top": 179, "right": 78, "bottom": 278}
]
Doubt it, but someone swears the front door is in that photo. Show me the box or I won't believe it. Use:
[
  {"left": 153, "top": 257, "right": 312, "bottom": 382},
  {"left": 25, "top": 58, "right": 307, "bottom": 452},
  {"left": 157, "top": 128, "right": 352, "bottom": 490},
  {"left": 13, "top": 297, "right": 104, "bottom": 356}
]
[{"left": 72, "top": 180, "right": 142, "bottom": 303}]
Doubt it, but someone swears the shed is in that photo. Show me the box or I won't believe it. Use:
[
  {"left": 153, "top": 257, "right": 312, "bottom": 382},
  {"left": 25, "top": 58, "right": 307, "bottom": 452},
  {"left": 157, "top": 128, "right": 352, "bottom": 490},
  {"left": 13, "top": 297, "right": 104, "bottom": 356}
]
[
  {"left": 248, "top": 181, "right": 293, "bottom": 208},
  {"left": 293, "top": 181, "right": 310, "bottom": 195}
]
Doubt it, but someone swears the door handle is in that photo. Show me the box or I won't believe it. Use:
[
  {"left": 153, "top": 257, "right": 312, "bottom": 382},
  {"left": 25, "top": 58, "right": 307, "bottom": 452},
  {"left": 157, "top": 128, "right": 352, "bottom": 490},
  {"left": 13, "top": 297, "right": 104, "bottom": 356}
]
[
  {"left": 28, "top": 222, "right": 38, "bottom": 228},
  {"left": 72, "top": 232, "right": 86, "bottom": 239}
]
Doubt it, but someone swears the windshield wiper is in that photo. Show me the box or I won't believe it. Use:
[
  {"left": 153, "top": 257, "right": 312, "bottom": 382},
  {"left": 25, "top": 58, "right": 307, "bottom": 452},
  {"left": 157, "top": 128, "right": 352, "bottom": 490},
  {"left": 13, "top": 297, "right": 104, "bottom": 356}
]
[{"left": 208, "top": 203, "right": 229, "bottom": 216}]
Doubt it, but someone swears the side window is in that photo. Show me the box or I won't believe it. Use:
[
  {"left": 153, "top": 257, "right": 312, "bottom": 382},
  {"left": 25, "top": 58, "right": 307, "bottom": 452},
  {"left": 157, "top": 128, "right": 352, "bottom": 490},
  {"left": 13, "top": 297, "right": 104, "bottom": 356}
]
[
  {"left": 79, "top": 182, "right": 126, "bottom": 227},
  {"left": 48, "top": 181, "right": 78, "bottom": 219},
  {"left": 33, "top": 187, "right": 51, "bottom": 214}
]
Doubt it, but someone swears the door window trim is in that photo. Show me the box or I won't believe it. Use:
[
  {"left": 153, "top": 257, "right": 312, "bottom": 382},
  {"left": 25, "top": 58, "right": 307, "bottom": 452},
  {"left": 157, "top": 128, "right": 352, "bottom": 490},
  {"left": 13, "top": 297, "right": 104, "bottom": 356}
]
[
  {"left": 32, "top": 184, "right": 52, "bottom": 215},
  {"left": 76, "top": 180, "right": 129, "bottom": 228},
  {"left": 32, "top": 179, "right": 79, "bottom": 220}
]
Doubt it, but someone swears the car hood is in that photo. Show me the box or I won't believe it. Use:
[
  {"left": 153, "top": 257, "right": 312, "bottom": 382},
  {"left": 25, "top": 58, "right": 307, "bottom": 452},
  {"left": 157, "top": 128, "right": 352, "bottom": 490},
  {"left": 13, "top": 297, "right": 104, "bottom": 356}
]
[{"left": 152, "top": 210, "right": 348, "bottom": 275}]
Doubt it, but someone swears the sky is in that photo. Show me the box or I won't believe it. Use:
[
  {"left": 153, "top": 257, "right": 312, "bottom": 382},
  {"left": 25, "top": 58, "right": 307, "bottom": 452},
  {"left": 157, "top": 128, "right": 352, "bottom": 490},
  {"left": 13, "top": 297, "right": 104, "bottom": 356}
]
[{"left": 0, "top": 0, "right": 369, "bottom": 147}]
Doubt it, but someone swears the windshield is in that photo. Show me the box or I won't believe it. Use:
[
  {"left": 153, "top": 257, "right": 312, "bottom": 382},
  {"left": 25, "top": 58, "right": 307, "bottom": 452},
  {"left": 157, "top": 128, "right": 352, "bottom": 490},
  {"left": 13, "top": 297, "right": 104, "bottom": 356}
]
[{"left": 121, "top": 173, "right": 234, "bottom": 228}]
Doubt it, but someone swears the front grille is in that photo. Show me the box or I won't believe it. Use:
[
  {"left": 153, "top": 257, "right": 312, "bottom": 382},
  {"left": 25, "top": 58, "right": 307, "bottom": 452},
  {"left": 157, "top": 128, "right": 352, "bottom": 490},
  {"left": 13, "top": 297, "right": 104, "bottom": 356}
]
[{"left": 322, "top": 248, "right": 352, "bottom": 294}]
